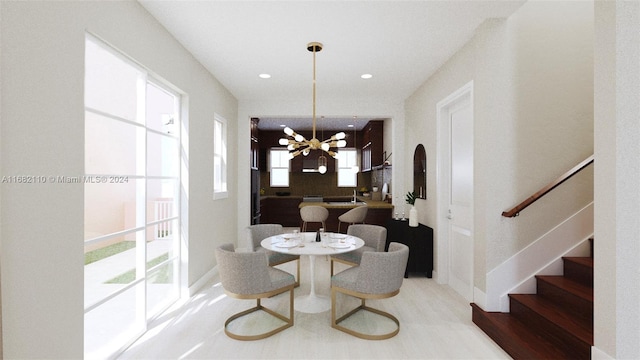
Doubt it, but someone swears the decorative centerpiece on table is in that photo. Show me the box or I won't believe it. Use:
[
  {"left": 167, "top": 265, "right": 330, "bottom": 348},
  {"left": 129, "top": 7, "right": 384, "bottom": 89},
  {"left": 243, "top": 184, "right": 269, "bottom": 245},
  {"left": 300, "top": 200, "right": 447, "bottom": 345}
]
[{"left": 405, "top": 191, "right": 418, "bottom": 227}]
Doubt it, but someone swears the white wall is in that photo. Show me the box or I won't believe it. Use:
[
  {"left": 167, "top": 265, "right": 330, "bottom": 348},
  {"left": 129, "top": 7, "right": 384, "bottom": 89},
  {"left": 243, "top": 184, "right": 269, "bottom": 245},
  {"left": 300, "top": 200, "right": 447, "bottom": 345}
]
[
  {"left": 403, "top": 18, "right": 479, "bottom": 282},
  {"left": 404, "top": 1, "right": 593, "bottom": 299},
  {"left": 593, "top": 1, "right": 640, "bottom": 358},
  {"left": 0, "top": 1, "right": 237, "bottom": 358}
]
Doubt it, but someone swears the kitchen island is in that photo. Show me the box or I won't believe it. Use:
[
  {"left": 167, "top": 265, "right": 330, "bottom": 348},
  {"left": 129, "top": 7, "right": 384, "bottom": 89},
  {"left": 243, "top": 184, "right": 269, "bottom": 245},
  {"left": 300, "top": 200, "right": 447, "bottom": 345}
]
[
  {"left": 259, "top": 195, "right": 394, "bottom": 232},
  {"left": 298, "top": 197, "right": 394, "bottom": 232}
]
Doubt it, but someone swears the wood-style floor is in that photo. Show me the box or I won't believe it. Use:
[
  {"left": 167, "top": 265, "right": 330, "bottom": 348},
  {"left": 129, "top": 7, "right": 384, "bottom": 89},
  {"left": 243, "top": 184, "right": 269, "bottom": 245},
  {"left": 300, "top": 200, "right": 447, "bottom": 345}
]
[{"left": 119, "top": 256, "right": 511, "bottom": 359}]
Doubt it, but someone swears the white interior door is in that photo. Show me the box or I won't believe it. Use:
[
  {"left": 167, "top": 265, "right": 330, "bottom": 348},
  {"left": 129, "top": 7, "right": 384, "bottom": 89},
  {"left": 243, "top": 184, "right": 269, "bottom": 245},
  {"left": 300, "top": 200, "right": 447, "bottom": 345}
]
[{"left": 437, "top": 82, "right": 474, "bottom": 302}]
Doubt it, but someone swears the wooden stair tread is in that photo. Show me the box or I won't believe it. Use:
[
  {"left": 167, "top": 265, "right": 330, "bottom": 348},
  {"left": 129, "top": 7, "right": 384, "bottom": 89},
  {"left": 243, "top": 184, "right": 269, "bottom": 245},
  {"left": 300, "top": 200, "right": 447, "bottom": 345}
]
[
  {"left": 471, "top": 303, "right": 570, "bottom": 359},
  {"left": 510, "top": 294, "right": 593, "bottom": 344},
  {"left": 536, "top": 275, "right": 593, "bottom": 301},
  {"left": 563, "top": 256, "right": 594, "bottom": 267},
  {"left": 473, "top": 253, "right": 593, "bottom": 358}
]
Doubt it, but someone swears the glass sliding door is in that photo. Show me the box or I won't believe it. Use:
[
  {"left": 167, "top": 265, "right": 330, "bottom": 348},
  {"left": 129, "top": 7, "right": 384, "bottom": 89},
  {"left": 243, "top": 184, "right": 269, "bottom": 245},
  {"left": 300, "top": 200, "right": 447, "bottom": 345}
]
[
  {"left": 84, "top": 35, "right": 181, "bottom": 358},
  {"left": 144, "top": 82, "right": 180, "bottom": 318}
]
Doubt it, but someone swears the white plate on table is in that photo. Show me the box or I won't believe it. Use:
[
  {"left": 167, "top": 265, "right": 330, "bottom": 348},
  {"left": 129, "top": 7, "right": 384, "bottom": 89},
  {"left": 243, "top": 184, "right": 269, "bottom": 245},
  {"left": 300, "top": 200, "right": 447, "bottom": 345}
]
[
  {"left": 330, "top": 233, "right": 348, "bottom": 240},
  {"left": 328, "top": 242, "right": 351, "bottom": 249},
  {"left": 276, "top": 241, "right": 299, "bottom": 248}
]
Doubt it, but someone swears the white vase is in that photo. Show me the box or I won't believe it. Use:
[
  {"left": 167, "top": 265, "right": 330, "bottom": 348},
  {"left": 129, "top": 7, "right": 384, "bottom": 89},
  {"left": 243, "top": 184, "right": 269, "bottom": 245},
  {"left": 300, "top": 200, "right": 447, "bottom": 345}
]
[{"left": 409, "top": 206, "right": 418, "bottom": 227}]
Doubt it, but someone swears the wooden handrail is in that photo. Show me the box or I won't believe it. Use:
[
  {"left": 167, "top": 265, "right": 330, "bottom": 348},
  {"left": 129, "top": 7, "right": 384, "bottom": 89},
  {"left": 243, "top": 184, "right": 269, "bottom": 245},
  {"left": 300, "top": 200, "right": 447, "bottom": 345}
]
[{"left": 502, "top": 155, "right": 594, "bottom": 218}]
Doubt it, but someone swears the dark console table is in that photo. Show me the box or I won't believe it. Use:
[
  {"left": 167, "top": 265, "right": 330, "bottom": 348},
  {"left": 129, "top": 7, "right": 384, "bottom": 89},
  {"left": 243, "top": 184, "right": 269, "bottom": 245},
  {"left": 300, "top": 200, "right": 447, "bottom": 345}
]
[{"left": 385, "top": 219, "right": 433, "bottom": 278}]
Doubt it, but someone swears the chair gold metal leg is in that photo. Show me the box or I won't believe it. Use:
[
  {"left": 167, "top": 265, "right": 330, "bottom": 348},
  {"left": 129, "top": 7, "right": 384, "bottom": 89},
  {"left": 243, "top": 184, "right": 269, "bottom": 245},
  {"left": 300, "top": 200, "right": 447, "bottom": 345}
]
[
  {"left": 331, "top": 286, "right": 338, "bottom": 327},
  {"left": 224, "top": 284, "right": 294, "bottom": 341},
  {"left": 330, "top": 286, "right": 400, "bottom": 340}
]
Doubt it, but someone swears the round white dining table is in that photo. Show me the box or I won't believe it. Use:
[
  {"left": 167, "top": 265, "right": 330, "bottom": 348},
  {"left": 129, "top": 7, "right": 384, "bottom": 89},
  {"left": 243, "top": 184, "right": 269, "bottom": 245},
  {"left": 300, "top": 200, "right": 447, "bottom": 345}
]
[{"left": 261, "top": 232, "right": 364, "bottom": 313}]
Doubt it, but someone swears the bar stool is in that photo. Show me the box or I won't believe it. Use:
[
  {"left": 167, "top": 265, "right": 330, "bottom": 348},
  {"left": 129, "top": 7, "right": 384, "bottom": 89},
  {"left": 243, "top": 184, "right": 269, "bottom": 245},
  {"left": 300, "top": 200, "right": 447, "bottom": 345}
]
[
  {"left": 300, "top": 205, "right": 328, "bottom": 232},
  {"left": 337, "top": 205, "right": 368, "bottom": 233}
]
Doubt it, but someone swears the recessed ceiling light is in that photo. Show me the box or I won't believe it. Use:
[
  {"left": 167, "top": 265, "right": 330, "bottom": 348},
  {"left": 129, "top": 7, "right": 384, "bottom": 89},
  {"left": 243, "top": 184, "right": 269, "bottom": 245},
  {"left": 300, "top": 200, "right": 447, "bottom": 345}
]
[
  {"left": 259, "top": 73, "right": 271, "bottom": 79},
  {"left": 348, "top": 124, "right": 355, "bottom": 128},
  {"left": 280, "top": 124, "right": 286, "bottom": 128},
  {"left": 361, "top": 74, "right": 373, "bottom": 79}
]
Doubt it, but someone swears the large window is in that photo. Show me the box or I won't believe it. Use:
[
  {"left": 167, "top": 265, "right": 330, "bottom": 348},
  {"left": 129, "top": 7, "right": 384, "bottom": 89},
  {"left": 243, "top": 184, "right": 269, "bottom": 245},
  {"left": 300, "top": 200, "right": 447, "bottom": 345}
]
[
  {"left": 270, "top": 149, "right": 290, "bottom": 187},
  {"left": 336, "top": 149, "right": 358, "bottom": 187},
  {"left": 84, "top": 35, "right": 182, "bottom": 358},
  {"left": 213, "top": 115, "right": 228, "bottom": 199}
]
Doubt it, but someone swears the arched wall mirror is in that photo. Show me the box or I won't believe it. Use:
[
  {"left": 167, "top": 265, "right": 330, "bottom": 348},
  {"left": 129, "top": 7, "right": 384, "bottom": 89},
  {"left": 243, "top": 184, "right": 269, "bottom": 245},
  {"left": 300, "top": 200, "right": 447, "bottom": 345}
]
[{"left": 413, "top": 144, "right": 427, "bottom": 199}]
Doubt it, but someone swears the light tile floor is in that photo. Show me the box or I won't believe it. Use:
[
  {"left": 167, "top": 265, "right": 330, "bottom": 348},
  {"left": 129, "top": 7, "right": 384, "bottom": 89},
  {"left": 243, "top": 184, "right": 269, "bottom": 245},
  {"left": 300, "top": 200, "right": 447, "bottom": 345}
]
[{"left": 118, "top": 255, "right": 511, "bottom": 360}]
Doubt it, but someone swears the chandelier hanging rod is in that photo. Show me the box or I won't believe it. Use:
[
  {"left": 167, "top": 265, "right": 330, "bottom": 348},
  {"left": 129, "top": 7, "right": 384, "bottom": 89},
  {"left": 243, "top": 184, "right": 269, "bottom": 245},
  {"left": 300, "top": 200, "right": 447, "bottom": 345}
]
[
  {"left": 310, "top": 42, "right": 319, "bottom": 141},
  {"left": 278, "top": 42, "right": 347, "bottom": 160}
]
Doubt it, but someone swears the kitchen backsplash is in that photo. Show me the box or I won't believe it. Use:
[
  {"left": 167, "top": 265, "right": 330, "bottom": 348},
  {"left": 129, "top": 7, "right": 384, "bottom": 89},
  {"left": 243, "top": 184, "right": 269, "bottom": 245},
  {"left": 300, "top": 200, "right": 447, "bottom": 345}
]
[
  {"left": 259, "top": 166, "right": 392, "bottom": 198},
  {"left": 260, "top": 171, "right": 369, "bottom": 196}
]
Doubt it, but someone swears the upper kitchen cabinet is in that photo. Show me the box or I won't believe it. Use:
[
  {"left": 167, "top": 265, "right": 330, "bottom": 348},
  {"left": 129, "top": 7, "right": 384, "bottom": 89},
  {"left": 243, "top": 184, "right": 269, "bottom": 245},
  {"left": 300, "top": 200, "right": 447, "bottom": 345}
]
[
  {"left": 250, "top": 118, "right": 260, "bottom": 170},
  {"left": 361, "top": 120, "right": 384, "bottom": 172}
]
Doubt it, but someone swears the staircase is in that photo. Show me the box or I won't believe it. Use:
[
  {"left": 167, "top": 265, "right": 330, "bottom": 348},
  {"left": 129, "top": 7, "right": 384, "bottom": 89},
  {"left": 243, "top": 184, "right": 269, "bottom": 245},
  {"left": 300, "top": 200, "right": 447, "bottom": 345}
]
[{"left": 472, "top": 246, "right": 593, "bottom": 359}]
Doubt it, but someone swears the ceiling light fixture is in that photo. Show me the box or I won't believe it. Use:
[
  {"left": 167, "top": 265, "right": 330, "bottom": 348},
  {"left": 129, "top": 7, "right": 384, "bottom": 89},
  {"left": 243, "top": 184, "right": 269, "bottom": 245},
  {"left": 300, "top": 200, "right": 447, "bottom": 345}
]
[
  {"left": 318, "top": 153, "right": 328, "bottom": 174},
  {"left": 279, "top": 42, "right": 346, "bottom": 161},
  {"left": 259, "top": 73, "right": 271, "bottom": 79},
  {"left": 361, "top": 73, "right": 373, "bottom": 79}
]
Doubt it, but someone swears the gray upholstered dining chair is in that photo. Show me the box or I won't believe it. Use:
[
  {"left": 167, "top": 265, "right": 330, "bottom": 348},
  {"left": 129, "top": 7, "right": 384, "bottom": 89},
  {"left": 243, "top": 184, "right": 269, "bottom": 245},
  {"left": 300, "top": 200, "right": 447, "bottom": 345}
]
[
  {"left": 337, "top": 205, "right": 368, "bottom": 233},
  {"left": 331, "top": 242, "right": 409, "bottom": 340},
  {"left": 330, "top": 224, "right": 386, "bottom": 276},
  {"left": 215, "top": 243, "right": 295, "bottom": 340},
  {"left": 300, "top": 205, "right": 329, "bottom": 232},
  {"left": 247, "top": 224, "right": 300, "bottom": 286}
]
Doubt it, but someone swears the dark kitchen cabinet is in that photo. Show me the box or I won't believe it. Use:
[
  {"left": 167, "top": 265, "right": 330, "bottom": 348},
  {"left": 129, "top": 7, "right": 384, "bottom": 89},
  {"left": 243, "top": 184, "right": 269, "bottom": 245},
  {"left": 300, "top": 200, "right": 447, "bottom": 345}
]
[
  {"left": 361, "top": 120, "right": 384, "bottom": 172},
  {"left": 385, "top": 219, "right": 433, "bottom": 278},
  {"left": 262, "top": 197, "right": 303, "bottom": 227},
  {"left": 250, "top": 118, "right": 260, "bottom": 170}
]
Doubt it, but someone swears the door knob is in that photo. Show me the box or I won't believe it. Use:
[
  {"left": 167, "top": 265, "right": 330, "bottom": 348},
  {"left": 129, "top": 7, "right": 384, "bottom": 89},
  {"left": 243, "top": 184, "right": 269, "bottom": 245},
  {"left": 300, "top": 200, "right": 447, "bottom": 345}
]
[{"left": 446, "top": 210, "right": 453, "bottom": 220}]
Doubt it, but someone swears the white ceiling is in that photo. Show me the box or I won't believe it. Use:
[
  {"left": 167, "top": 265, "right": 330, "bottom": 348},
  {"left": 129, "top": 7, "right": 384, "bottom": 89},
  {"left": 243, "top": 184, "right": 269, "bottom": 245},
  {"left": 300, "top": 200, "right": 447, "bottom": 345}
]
[{"left": 139, "top": 1, "right": 526, "bottom": 130}]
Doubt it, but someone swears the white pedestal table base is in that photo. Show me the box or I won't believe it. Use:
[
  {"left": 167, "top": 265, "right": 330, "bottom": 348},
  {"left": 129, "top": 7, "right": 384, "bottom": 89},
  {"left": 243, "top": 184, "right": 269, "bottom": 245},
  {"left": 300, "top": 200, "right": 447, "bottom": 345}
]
[{"left": 294, "top": 254, "right": 330, "bottom": 313}]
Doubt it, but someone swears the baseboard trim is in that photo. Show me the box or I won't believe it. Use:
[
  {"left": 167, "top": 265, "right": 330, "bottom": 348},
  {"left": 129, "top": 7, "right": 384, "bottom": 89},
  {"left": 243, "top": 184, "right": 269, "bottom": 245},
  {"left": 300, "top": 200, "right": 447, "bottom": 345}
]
[
  {"left": 591, "top": 346, "right": 614, "bottom": 360},
  {"left": 188, "top": 266, "right": 218, "bottom": 296},
  {"left": 473, "top": 287, "right": 487, "bottom": 310}
]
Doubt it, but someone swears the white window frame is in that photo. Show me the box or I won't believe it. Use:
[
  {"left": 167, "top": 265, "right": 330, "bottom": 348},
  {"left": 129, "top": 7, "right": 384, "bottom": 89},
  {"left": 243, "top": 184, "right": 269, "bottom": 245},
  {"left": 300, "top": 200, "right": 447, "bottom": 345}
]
[
  {"left": 269, "top": 148, "right": 290, "bottom": 187},
  {"left": 213, "top": 114, "right": 228, "bottom": 199},
  {"left": 337, "top": 148, "right": 358, "bottom": 187}
]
